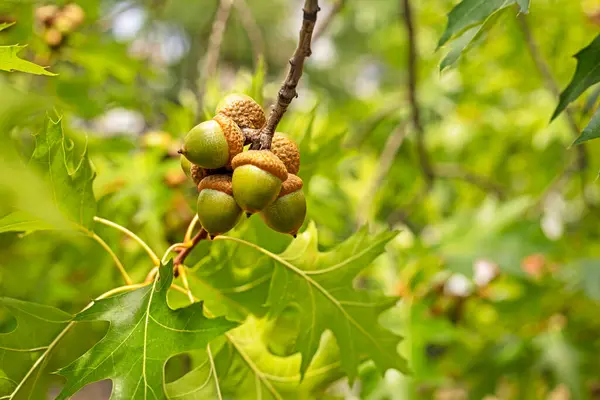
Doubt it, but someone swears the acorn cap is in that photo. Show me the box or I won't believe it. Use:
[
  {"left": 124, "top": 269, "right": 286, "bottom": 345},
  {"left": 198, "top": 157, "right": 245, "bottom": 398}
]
[
  {"left": 213, "top": 113, "right": 244, "bottom": 166},
  {"left": 216, "top": 93, "right": 266, "bottom": 129},
  {"left": 198, "top": 174, "right": 234, "bottom": 196},
  {"left": 190, "top": 164, "right": 207, "bottom": 185},
  {"left": 278, "top": 174, "right": 303, "bottom": 197},
  {"left": 231, "top": 150, "right": 288, "bottom": 182},
  {"left": 271, "top": 133, "right": 300, "bottom": 175}
]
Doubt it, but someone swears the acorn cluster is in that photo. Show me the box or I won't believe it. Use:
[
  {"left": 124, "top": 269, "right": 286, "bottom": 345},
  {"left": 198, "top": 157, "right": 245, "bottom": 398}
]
[
  {"left": 179, "top": 93, "right": 306, "bottom": 238},
  {"left": 35, "top": 3, "right": 85, "bottom": 48}
]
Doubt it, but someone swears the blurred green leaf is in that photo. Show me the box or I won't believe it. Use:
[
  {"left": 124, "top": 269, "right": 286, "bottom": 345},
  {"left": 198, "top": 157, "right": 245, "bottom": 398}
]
[
  {"left": 27, "top": 116, "right": 97, "bottom": 231},
  {"left": 0, "top": 297, "right": 72, "bottom": 398},
  {"left": 0, "top": 45, "right": 56, "bottom": 76},
  {"left": 0, "top": 211, "right": 53, "bottom": 234},
  {"left": 56, "top": 263, "right": 238, "bottom": 399},
  {"left": 438, "top": 0, "right": 516, "bottom": 47},
  {"left": 552, "top": 34, "right": 600, "bottom": 120},
  {"left": 573, "top": 107, "right": 600, "bottom": 145},
  {"left": 0, "top": 22, "right": 15, "bottom": 32}
]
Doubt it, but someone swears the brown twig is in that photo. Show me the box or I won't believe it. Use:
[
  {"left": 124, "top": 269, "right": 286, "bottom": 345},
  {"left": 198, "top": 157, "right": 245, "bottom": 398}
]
[
  {"left": 197, "top": 0, "right": 234, "bottom": 115},
  {"left": 313, "top": 0, "right": 346, "bottom": 41},
  {"left": 251, "top": 0, "right": 320, "bottom": 150},
  {"left": 357, "top": 124, "right": 409, "bottom": 227},
  {"left": 173, "top": 229, "right": 208, "bottom": 276},
  {"left": 436, "top": 164, "right": 506, "bottom": 200},
  {"left": 517, "top": 15, "right": 590, "bottom": 202},
  {"left": 401, "top": 0, "right": 435, "bottom": 186},
  {"left": 233, "top": 0, "right": 265, "bottom": 69}
]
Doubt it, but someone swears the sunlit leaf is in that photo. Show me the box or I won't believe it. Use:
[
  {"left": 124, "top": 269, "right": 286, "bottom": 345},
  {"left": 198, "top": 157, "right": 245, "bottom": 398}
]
[
  {"left": 55, "top": 263, "right": 238, "bottom": 399},
  {"left": 27, "top": 116, "right": 97, "bottom": 231},
  {"left": 0, "top": 45, "right": 56, "bottom": 76},
  {"left": 0, "top": 211, "right": 53, "bottom": 234},
  {"left": 223, "top": 223, "right": 407, "bottom": 381},
  {"left": 552, "top": 34, "right": 600, "bottom": 120},
  {"left": 168, "top": 316, "right": 343, "bottom": 400}
]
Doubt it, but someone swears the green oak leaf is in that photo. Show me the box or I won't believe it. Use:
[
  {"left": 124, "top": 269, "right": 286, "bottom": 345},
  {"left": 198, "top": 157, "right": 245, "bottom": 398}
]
[
  {"left": 438, "top": 0, "right": 517, "bottom": 48},
  {"left": 573, "top": 107, "right": 600, "bottom": 145},
  {"left": 0, "top": 297, "right": 72, "bottom": 399},
  {"left": 189, "top": 217, "right": 290, "bottom": 321},
  {"left": 0, "top": 22, "right": 15, "bottom": 32},
  {"left": 225, "top": 223, "right": 407, "bottom": 381},
  {"left": 0, "top": 211, "right": 54, "bottom": 234},
  {"left": 440, "top": 8, "right": 505, "bottom": 71},
  {"left": 55, "top": 263, "right": 238, "bottom": 400},
  {"left": 167, "top": 317, "right": 343, "bottom": 400},
  {"left": 516, "top": 0, "right": 530, "bottom": 13},
  {"left": 0, "top": 45, "right": 56, "bottom": 76},
  {"left": 552, "top": 34, "right": 600, "bottom": 120},
  {"left": 23, "top": 116, "right": 97, "bottom": 231}
]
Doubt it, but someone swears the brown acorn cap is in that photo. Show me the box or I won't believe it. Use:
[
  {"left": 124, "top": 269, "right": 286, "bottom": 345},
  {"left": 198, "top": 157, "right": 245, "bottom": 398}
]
[
  {"left": 216, "top": 93, "right": 266, "bottom": 129},
  {"left": 271, "top": 133, "right": 300, "bottom": 175},
  {"left": 198, "top": 174, "right": 234, "bottom": 196},
  {"left": 231, "top": 150, "right": 288, "bottom": 182},
  {"left": 191, "top": 164, "right": 207, "bottom": 186},
  {"left": 213, "top": 113, "right": 244, "bottom": 167},
  {"left": 278, "top": 174, "right": 303, "bottom": 197}
]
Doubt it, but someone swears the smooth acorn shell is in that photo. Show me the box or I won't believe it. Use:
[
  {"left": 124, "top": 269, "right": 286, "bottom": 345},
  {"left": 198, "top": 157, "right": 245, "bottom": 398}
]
[
  {"left": 197, "top": 189, "right": 242, "bottom": 235},
  {"left": 261, "top": 190, "right": 306, "bottom": 235},
  {"left": 232, "top": 165, "right": 282, "bottom": 213},
  {"left": 182, "top": 120, "right": 229, "bottom": 169},
  {"left": 180, "top": 154, "right": 192, "bottom": 178}
]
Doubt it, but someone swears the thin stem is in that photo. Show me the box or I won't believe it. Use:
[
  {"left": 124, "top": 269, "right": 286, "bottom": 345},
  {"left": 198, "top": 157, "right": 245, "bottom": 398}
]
[
  {"left": 313, "top": 0, "right": 346, "bottom": 41},
  {"left": 251, "top": 0, "right": 320, "bottom": 150},
  {"left": 233, "top": 0, "right": 265, "bottom": 69},
  {"left": 207, "top": 344, "right": 223, "bottom": 400},
  {"left": 161, "top": 242, "right": 187, "bottom": 265},
  {"left": 517, "top": 15, "right": 589, "bottom": 202},
  {"left": 184, "top": 215, "right": 200, "bottom": 243},
  {"left": 94, "top": 216, "right": 160, "bottom": 267},
  {"left": 178, "top": 264, "right": 195, "bottom": 303},
  {"left": 89, "top": 232, "right": 133, "bottom": 285},
  {"left": 144, "top": 267, "right": 159, "bottom": 284},
  {"left": 174, "top": 228, "right": 208, "bottom": 268},
  {"left": 6, "top": 283, "right": 145, "bottom": 398},
  {"left": 436, "top": 164, "right": 506, "bottom": 200},
  {"left": 197, "top": 0, "right": 235, "bottom": 113},
  {"left": 356, "top": 124, "right": 408, "bottom": 227},
  {"left": 401, "top": 0, "right": 435, "bottom": 185}
]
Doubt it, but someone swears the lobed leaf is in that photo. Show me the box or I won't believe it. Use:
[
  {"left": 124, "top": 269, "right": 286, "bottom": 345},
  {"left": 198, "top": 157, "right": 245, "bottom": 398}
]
[
  {"left": 573, "top": 107, "right": 600, "bottom": 145},
  {"left": 0, "top": 45, "right": 56, "bottom": 76},
  {"left": 0, "top": 298, "right": 72, "bottom": 398},
  {"left": 26, "top": 116, "right": 97, "bottom": 231},
  {"left": 221, "top": 223, "right": 408, "bottom": 381},
  {"left": 55, "top": 263, "right": 238, "bottom": 399}
]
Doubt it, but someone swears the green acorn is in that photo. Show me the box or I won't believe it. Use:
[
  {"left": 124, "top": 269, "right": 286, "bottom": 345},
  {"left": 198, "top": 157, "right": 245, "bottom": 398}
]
[
  {"left": 260, "top": 174, "right": 306, "bottom": 236},
  {"left": 180, "top": 114, "right": 243, "bottom": 169},
  {"left": 180, "top": 154, "right": 192, "bottom": 179},
  {"left": 216, "top": 93, "right": 266, "bottom": 129},
  {"left": 231, "top": 150, "right": 288, "bottom": 213},
  {"left": 197, "top": 175, "right": 242, "bottom": 236}
]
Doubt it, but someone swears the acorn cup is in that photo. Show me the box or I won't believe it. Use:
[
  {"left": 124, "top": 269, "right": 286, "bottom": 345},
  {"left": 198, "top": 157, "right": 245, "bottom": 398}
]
[
  {"left": 196, "top": 175, "right": 243, "bottom": 236},
  {"left": 216, "top": 93, "right": 266, "bottom": 129},
  {"left": 231, "top": 150, "right": 288, "bottom": 213},
  {"left": 180, "top": 114, "right": 243, "bottom": 169},
  {"left": 271, "top": 133, "right": 300, "bottom": 174},
  {"left": 260, "top": 174, "right": 306, "bottom": 237}
]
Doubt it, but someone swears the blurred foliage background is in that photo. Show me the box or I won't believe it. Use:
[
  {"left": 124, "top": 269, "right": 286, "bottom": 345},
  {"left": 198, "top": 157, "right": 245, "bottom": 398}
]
[{"left": 1, "top": 0, "right": 600, "bottom": 398}]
